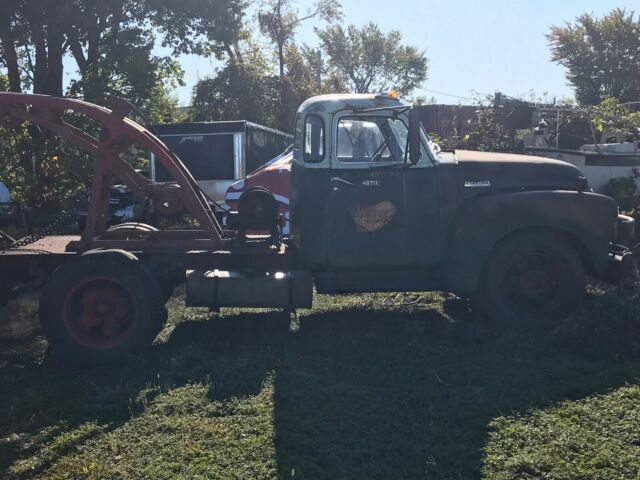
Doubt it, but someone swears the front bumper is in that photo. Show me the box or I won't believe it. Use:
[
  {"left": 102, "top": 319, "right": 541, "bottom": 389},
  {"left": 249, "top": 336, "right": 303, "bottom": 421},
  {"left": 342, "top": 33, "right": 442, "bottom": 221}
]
[
  {"left": 607, "top": 244, "right": 635, "bottom": 286},
  {"left": 606, "top": 214, "right": 637, "bottom": 286}
]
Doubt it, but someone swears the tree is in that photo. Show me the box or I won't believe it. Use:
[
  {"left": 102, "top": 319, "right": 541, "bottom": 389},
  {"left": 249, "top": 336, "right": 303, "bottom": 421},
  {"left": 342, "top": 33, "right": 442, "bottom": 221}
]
[
  {"left": 591, "top": 97, "right": 640, "bottom": 142},
  {"left": 257, "top": 0, "right": 341, "bottom": 130},
  {"left": 0, "top": 1, "right": 247, "bottom": 211},
  {"left": 191, "top": 38, "right": 326, "bottom": 132},
  {"left": 191, "top": 45, "right": 279, "bottom": 126},
  {"left": 0, "top": 0, "right": 247, "bottom": 100},
  {"left": 278, "top": 45, "right": 319, "bottom": 131},
  {"left": 548, "top": 9, "right": 640, "bottom": 105},
  {"left": 257, "top": 0, "right": 342, "bottom": 82},
  {"left": 316, "top": 22, "right": 428, "bottom": 96},
  {"left": 300, "top": 44, "right": 348, "bottom": 93},
  {"left": 463, "top": 105, "right": 520, "bottom": 153}
]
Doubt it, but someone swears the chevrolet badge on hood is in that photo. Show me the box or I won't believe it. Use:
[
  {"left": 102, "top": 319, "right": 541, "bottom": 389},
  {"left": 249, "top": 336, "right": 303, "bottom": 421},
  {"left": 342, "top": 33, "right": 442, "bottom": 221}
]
[{"left": 464, "top": 180, "right": 491, "bottom": 187}]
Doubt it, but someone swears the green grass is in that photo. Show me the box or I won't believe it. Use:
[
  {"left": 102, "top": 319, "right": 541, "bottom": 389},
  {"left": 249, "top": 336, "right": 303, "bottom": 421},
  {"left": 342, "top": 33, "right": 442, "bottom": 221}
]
[{"left": 1, "top": 287, "right": 640, "bottom": 479}]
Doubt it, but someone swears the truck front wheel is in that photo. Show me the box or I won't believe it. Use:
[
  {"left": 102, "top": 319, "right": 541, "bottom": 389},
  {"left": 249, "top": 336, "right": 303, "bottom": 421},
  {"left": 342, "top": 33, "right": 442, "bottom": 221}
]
[
  {"left": 40, "top": 252, "right": 167, "bottom": 363},
  {"left": 476, "top": 231, "right": 585, "bottom": 329}
]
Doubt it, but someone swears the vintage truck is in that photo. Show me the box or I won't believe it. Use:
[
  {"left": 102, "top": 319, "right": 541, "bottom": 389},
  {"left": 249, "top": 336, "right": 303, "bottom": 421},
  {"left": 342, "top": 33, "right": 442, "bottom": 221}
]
[{"left": 0, "top": 92, "right": 633, "bottom": 363}]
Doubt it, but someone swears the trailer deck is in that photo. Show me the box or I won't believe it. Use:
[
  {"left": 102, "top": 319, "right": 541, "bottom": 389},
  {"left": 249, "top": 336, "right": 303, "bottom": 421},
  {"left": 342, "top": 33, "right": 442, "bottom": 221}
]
[
  {"left": 0, "top": 235, "right": 79, "bottom": 255},
  {"left": 0, "top": 234, "right": 296, "bottom": 274}
]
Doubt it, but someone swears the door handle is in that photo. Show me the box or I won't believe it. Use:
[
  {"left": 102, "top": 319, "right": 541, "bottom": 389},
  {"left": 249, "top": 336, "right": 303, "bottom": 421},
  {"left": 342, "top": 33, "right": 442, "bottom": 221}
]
[{"left": 331, "top": 176, "right": 354, "bottom": 186}]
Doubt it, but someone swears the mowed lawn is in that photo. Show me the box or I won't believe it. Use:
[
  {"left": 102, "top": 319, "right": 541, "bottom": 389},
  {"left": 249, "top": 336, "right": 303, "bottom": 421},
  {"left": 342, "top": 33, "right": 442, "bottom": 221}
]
[{"left": 1, "top": 286, "right": 640, "bottom": 479}]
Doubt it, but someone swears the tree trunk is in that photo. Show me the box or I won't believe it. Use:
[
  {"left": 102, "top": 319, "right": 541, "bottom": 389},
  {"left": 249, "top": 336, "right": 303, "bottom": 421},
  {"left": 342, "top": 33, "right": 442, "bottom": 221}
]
[
  {"left": 0, "top": 11, "right": 22, "bottom": 92},
  {"left": 278, "top": 41, "right": 285, "bottom": 81},
  {"left": 46, "top": 3, "right": 65, "bottom": 97}
]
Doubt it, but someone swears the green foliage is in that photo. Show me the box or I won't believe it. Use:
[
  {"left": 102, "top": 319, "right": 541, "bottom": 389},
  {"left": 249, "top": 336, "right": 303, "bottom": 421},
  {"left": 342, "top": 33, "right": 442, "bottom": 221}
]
[
  {"left": 3, "top": 288, "right": 640, "bottom": 479},
  {"left": 190, "top": 5, "right": 429, "bottom": 131},
  {"left": 148, "top": 0, "right": 246, "bottom": 58},
  {"left": 591, "top": 97, "right": 640, "bottom": 142},
  {"left": 256, "top": 0, "right": 342, "bottom": 130},
  {"left": 552, "top": 286, "right": 640, "bottom": 359},
  {"left": 192, "top": 1, "right": 347, "bottom": 131},
  {"left": 278, "top": 45, "right": 320, "bottom": 131},
  {"left": 533, "top": 96, "right": 640, "bottom": 150},
  {"left": 316, "top": 22, "right": 428, "bottom": 96},
  {"left": 483, "top": 386, "right": 640, "bottom": 480},
  {"left": 548, "top": 8, "right": 640, "bottom": 106},
  {"left": 190, "top": 45, "right": 280, "bottom": 126},
  {"left": 603, "top": 176, "right": 638, "bottom": 211},
  {"left": 0, "top": 0, "right": 247, "bottom": 96},
  {"left": 67, "top": 26, "right": 184, "bottom": 121},
  {"left": 0, "top": 0, "right": 244, "bottom": 213},
  {"left": 0, "top": 126, "right": 34, "bottom": 202},
  {"left": 257, "top": 0, "right": 343, "bottom": 78},
  {"left": 463, "top": 104, "right": 521, "bottom": 152}
]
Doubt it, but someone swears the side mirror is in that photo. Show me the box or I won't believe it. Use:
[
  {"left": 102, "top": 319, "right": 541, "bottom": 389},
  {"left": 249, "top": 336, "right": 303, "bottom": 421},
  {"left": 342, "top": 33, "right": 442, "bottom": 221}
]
[{"left": 409, "top": 108, "right": 422, "bottom": 164}]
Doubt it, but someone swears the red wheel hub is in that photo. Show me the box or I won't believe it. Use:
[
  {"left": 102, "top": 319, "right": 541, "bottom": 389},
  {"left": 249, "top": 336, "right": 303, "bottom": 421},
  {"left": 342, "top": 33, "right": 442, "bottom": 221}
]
[{"left": 63, "top": 278, "right": 137, "bottom": 349}]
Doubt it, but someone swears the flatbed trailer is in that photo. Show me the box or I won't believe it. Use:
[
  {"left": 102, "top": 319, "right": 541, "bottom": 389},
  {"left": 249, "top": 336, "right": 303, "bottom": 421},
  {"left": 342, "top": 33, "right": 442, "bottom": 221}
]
[
  {"left": 0, "top": 235, "right": 296, "bottom": 272},
  {"left": 0, "top": 233, "right": 305, "bottom": 307}
]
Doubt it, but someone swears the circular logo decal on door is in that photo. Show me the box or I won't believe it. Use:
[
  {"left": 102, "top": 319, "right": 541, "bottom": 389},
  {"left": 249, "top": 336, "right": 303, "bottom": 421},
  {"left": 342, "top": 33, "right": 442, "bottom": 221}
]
[{"left": 351, "top": 201, "right": 397, "bottom": 232}]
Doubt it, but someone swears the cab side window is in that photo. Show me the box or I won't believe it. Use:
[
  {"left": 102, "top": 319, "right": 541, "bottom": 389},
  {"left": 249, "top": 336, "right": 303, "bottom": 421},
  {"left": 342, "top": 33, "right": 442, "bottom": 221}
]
[
  {"left": 304, "top": 115, "right": 325, "bottom": 163},
  {"left": 337, "top": 116, "right": 407, "bottom": 163}
]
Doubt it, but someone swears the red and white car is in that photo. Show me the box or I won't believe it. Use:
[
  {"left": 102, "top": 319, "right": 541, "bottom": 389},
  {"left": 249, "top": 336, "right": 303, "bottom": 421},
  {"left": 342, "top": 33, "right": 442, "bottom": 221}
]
[{"left": 224, "top": 148, "right": 293, "bottom": 235}]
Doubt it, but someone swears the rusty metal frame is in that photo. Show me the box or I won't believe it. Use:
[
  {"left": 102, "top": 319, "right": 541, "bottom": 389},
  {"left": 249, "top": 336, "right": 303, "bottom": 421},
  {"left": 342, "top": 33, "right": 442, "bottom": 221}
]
[{"left": 0, "top": 93, "right": 226, "bottom": 251}]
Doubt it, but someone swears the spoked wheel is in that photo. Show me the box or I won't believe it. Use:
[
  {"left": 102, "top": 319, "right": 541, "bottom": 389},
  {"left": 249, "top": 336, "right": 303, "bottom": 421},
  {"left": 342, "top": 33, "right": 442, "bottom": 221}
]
[
  {"left": 476, "top": 231, "right": 585, "bottom": 329},
  {"left": 62, "top": 278, "right": 138, "bottom": 350},
  {"left": 40, "top": 251, "right": 167, "bottom": 363},
  {"left": 499, "top": 251, "right": 563, "bottom": 317}
]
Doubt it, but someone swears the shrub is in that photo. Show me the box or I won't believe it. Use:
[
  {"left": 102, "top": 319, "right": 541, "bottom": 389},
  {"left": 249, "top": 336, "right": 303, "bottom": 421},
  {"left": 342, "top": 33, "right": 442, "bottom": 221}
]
[{"left": 602, "top": 175, "right": 638, "bottom": 211}]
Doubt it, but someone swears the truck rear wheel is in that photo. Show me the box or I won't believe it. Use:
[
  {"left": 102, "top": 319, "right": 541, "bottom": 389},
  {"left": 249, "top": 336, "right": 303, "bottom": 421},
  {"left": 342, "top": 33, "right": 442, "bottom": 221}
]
[
  {"left": 40, "top": 251, "right": 166, "bottom": 364},
  {"left": 476, "top": 231, "right": 585, "bottom": 329}
]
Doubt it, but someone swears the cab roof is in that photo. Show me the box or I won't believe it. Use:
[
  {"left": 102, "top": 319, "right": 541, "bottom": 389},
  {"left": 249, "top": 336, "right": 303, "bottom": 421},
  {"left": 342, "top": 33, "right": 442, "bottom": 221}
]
[{"left": 296, "top": 93, "right": 407, "bottom": 117}]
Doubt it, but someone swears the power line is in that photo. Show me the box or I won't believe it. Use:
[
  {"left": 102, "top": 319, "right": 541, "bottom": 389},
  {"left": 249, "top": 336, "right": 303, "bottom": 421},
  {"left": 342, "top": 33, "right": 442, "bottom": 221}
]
[{"left": 420, "top": 88, "right": 476, "bottom": 101}]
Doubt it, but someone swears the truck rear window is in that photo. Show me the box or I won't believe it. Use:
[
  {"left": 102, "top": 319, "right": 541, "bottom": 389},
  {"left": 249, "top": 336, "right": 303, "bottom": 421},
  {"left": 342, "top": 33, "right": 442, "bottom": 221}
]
[{"left": 304, "top": 115, "right": 325, "bottom": 163}]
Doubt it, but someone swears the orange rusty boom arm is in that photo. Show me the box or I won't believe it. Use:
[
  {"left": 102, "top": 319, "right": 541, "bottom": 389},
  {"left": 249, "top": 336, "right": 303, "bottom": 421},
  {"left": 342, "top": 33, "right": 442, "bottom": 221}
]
[{"left": 0, "top": 93, "right": 225, "bottom": 249}]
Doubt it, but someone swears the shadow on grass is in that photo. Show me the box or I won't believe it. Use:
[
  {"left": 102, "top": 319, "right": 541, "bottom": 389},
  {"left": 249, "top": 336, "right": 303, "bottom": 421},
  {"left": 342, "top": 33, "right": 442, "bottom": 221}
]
[{"left": 1, "top": 295, "right": 640, "bottom": 479}]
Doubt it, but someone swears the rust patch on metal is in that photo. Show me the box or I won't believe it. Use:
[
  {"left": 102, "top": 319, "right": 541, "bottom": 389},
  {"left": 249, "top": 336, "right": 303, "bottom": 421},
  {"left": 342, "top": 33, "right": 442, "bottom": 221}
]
[
  {"left": 0, "top": 93, "right": 224, "bottom": 251},
  {"left": 351, "top": 201, "right": 396, "bottom": 232}
]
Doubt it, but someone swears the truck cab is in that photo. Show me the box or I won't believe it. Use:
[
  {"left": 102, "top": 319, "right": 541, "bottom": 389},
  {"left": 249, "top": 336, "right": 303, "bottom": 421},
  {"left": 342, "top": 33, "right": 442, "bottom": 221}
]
[
  {"left": 291, "top": 94, "right": 442, "bottom": 268},
  {"left": 289, "top": 93, "right": 627, "bottom": 324}
]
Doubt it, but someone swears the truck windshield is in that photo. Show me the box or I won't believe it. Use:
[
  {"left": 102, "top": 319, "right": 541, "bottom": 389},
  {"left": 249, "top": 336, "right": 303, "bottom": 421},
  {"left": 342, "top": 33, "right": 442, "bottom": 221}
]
[{"left": 337, "top": 116, "right": 408, "bottom": 163}]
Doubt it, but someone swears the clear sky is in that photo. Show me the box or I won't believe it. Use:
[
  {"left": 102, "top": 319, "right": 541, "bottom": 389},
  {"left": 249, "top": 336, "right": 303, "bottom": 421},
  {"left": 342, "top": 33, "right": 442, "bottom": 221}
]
[{"left": 70, "top": 1, "right": 640, "bottom": 106}]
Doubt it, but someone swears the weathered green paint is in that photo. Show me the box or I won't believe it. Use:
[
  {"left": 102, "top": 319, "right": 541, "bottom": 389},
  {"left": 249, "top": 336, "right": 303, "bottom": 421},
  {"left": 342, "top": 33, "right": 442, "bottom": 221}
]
[{"left": 290, "top": 94, "right": 619, "bottom": 295}]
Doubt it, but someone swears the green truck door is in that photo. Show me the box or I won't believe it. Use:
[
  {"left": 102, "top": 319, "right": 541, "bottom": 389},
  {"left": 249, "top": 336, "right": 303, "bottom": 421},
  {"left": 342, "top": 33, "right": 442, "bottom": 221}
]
[{"left": 327, "top": 115, "right": 409, "bottom": 268}]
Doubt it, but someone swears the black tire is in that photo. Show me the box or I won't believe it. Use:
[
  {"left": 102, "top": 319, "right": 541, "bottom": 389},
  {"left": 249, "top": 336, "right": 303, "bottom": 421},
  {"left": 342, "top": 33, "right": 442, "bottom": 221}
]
[
  {"left": 238, "top": 188, "right": 279, "bottom": 240},
  {"left": 39, "top": 251, "right": 166, "bottom": 364},
  {"left": 475, "top": 230, "right": 586, "bottom": 329}
]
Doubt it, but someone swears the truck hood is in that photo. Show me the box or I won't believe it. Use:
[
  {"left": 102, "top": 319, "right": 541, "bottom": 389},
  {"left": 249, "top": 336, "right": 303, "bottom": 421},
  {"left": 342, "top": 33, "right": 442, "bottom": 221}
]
[{"left": 454, "top": 149, "right": 583, "bottom": 195}]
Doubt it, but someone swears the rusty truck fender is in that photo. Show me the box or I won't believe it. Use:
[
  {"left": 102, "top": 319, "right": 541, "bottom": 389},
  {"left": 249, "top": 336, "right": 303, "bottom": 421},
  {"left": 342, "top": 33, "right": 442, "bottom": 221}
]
[{"left": 438, "top": 190, "right": 619, "bottom": 296}]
